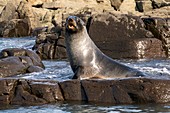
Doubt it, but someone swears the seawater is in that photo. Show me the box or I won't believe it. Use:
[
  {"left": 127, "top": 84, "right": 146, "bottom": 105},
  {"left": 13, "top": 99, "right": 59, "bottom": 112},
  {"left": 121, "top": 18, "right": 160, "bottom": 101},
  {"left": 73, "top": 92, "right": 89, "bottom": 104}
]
[
  {"left": 1, "top": 102, "right": 170, "bottom": 113},
  {"left": 0, "top": 37, "right": 170, "bottom": 112}
]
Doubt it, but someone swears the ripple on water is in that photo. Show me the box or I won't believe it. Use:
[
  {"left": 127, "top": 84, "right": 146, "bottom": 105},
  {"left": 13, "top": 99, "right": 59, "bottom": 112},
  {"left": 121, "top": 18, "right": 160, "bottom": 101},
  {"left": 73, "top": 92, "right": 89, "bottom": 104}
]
[
  {"left": 1, "top": 103, "right": 170, "bottom": 113},
  {"left": 17, "top": 60, "right": 74, "bottom": 81},
  {"left": 0, "top": 37, "right": 35, "bottom": 51}
]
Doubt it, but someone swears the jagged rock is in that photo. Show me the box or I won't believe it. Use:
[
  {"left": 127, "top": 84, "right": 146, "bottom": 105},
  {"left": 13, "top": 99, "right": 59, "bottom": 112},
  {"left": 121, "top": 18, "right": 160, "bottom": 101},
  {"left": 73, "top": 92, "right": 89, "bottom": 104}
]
[
  {"left": 10, "top": 79, "right": 64, "bottom": 105},
  {"left": 0, "top": 78, "right": 17, "bottom": 104},
  {"left": 88, "top": 13, "right": 165, "bottom": 59},
  {"left": 2, "top": 19, "right": 31, "bottom": 37},
  {"left": 119, "top": 0, "right": 136, "bottom": 13},
  {"left": 0, "top": 21, "right": 7, "bottom": 37},
  {"left": 27, "top": 0, "right": 52, "bottom": 6},
  {"left": 81, "top": 78, "right": 170, "bottom": 104},
  {"left": 17, "top": 1, "right": 41, "bottom": 30},
  {"left": 1, "top": 78, "right": 170, "bottom": 105},
  {"left": 0, "top": 57, "right": 27, "bottom": 77},
  {"left": 136, "top": 0, "right": 153, "bottom": 12},
  {"left": 0, "top": 0, "right": 7, "bottom": 13},
  {"left": 59, "top": 78, "right": 170, "bottom": 104},
  {"left": 35, "top": 33, "right": 67, "bottom": 60},
  {"left": 0, "top": 2, "right": 17, "bottom": 22},
  {"left": 0, "top": 48, "right": 44, "bottom": 77},
  {"left": 152, "top": 0, "right": 170, "bottom": 9},
  {"left": 110, "top": 0, "right": 123, "bottom": 10},
  {"left": 142, "top": 7, "right": 170, "bottom": 57},
  {"left": 59, "top": 80, "right": 86, "bottom": 101},
  {"left": 0, "top": 0, "right": 20, "bottom": 22}
]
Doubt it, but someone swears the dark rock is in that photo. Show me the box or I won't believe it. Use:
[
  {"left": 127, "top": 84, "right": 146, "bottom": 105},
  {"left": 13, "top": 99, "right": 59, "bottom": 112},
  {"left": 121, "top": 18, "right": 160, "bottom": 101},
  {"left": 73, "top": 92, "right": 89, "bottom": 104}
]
[
  {"left": 34, "top": 33, "right": 67, "bottom": 60},
  {"left": 0, "top": 78, "right": 17, "bottom": 104},
  {"left": 0, "top": 57, "right": 26, "bottom": 77},
  {"left": 95, "top": 38, "right": 165, "bottom": 59},
  {"left": 28, "top": 80, "right": 64, "bottom": 102},
  {"left": 0, "top": 21, "right": 8, "bottom": 37},
  {"left": 136, "top": 0, "right": 153, "bottom": 12},
  {"left": 142, "top": 17, "right": 170, "bottom": 57},
  {"left": 32, "top": 27, "right": 48, "bottom": 37},
  {"left": 1, "top": 78, "right": 170, "bottom": 105},
  {"left": 2, "top": 19, "right": 31, "bottom": 37},
  {"left": 0, "top": 78, "right": 64, "bottom": 105},
  {"left": 81, "top": 78, "right": 170, "bottom": 104},
  {"left": 109, "top": 0, "right": 123, "bottom": 10},
  {"left": 59, "top": 78, "right": 170, "bottom": 104},
  {"left": 89, "top": 13, "right": 150, "bottom": 41},
  {"left": 59, "top": 80, "right": 87, "bottom": 101},
  {"left": 88, "top": 13, "right": 166, "bottom": 59},
  {"left": 25, "top": 49, "right": 44, "bottom": 68},
  {"left": 11, "top": 79, "right": 63, "bottom": 105},
  {"left": 27, "top": 66, "right": 44, "bottom": 73},
  {"left": 0, "top": 48, "right": 44, "bottom": 68},
  {"left": 0, "top": 48, "right": 26, "bottom": 57},
  {"left": 151, "top": 0, "right": 170, "bottom": 9},
  {"left": 0, "top": 48, "right": 44, "bottom": 77}
]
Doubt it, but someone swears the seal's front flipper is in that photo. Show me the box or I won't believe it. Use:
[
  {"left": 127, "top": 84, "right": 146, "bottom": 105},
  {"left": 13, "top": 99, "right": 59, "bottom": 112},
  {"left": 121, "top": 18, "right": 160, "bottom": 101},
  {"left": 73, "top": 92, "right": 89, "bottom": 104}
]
[{"left": 72, "top": 66, "right": 83, "bottom": 79}]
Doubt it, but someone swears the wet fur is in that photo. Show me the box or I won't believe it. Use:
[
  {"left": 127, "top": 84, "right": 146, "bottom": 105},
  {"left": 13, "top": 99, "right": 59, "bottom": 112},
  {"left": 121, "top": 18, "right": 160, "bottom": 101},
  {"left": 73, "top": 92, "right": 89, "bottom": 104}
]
[{"left": 65, "top": 16, "right": 146, "bottom": 79}]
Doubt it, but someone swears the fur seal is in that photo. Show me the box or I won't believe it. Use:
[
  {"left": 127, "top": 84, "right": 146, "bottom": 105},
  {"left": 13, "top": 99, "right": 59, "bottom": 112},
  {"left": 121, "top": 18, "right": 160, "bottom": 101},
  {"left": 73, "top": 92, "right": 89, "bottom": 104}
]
[{"left": 65, "top": 16, "right": 146, "bottom": 79}]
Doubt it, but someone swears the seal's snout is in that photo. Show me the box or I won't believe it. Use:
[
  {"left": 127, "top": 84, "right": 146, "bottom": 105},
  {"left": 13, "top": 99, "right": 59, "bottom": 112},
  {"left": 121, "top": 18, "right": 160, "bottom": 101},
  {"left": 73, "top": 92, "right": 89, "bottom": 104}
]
[
  {"left": 67, "top": 18, "right": 76, "bottom": 30},
  {"left": 65, "top": 16, "right": 84, "bottom": 33},
  {"left": 66, "top": 16, "right": 79, "bottom": 33}
]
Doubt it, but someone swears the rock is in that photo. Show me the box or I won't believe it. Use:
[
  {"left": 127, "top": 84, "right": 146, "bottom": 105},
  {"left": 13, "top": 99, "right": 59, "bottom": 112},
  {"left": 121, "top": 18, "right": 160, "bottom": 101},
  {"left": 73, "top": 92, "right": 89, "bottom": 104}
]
[
  {"left": 2, "top": 19, "right": 31, "bottom": 37},
  {"left": 42, "top": 1, "right": 63, "bottom": 9},
  {"left": 110, "top": 0, "right": 123, "bottom": 10},
  {"left": 119, "top": 0, "right": 136, "bottom": 13},
  {"left": 81, "top": 78, "right": 170, "bottom": 104},
  {"left": 59, "top": 78, "right": 170, "bottom": 104},
  {"left": 1, "top": 78, "right": 170, "bottom": 105},
  {"left": 0, "top": 0, "right": 20, "bottom": 22},
  {"left": 0, "top": 21, "right": 8, "bottom": 37},
  {"left": 142, "top": 7, "right": 170, "bottom": 57},
  {"left": 17, "top": 0, "right": 41, "bottom": 30},
  {"left": 27, "top": 65, "right": 44, "bottom": 73},
  {"left": 10, "top": 79, "right": 64, "bottom": 105},
  {"left": 0, "top": 48, "right": 44, "bottom": 77},
  {"left": 0, "top": 57, "right": 27, "bottom": 77},
  {"left": 88, "top": 13, "right": 165, "bottom": 59},
  {"left": 96, "top": 38, "right": 165, "bottom": 59},
  {"left": 59, "top": 80, "right": 86, "bottom": 101},
  {"left": 136, "top": 0, "right": 153, "bottom": 12},
  {"left": 27, "top": 0, "right": 52, "bottom": 6},
  {"left": 34, "top": 32, "right": 67, "bottom": 60},
  {"left": 0, "top": 78, "right": 17, "bottom": 104},
  {"left": 151, "top": 0, "right": 170, "bottom": 9},
  {"left": 0, "top": 0, "right": 7, "bottom": 13}
]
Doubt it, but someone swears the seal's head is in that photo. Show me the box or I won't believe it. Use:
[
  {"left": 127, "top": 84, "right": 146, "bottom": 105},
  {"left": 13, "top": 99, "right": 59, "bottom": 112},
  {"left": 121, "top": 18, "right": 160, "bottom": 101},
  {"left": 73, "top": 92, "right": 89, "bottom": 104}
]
[{"left": 65, "top": 16, "right": 85, "bottom": 34}]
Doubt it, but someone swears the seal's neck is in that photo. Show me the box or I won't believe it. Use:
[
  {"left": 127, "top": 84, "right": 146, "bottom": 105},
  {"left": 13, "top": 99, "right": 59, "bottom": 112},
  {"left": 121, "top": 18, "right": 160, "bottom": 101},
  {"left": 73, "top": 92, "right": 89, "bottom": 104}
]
[{"left": 65, "top": 26, "right": 95, "bottom": 65}]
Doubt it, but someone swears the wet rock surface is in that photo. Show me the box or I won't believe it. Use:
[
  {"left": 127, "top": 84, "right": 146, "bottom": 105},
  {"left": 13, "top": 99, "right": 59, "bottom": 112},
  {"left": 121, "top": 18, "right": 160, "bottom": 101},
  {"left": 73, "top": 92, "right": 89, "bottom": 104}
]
[
  {"left": 0, "top": 48, "right": 44, "bottom": 77},
  {"left": 1, "top": 78, "right": 170, "bottom": 105},
  {"left": 33, "top": 32, "right": 67, "bottom": 60},
  {"left": 89, "top": 13, "right": 166, "bottom": 59}
]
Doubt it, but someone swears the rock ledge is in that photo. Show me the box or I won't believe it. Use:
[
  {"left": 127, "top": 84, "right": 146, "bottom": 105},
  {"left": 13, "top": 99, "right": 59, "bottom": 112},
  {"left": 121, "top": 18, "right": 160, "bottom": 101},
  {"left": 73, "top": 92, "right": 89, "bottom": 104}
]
[{"left": 1, "top": 77, "right": 170, "bottom": 105}]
